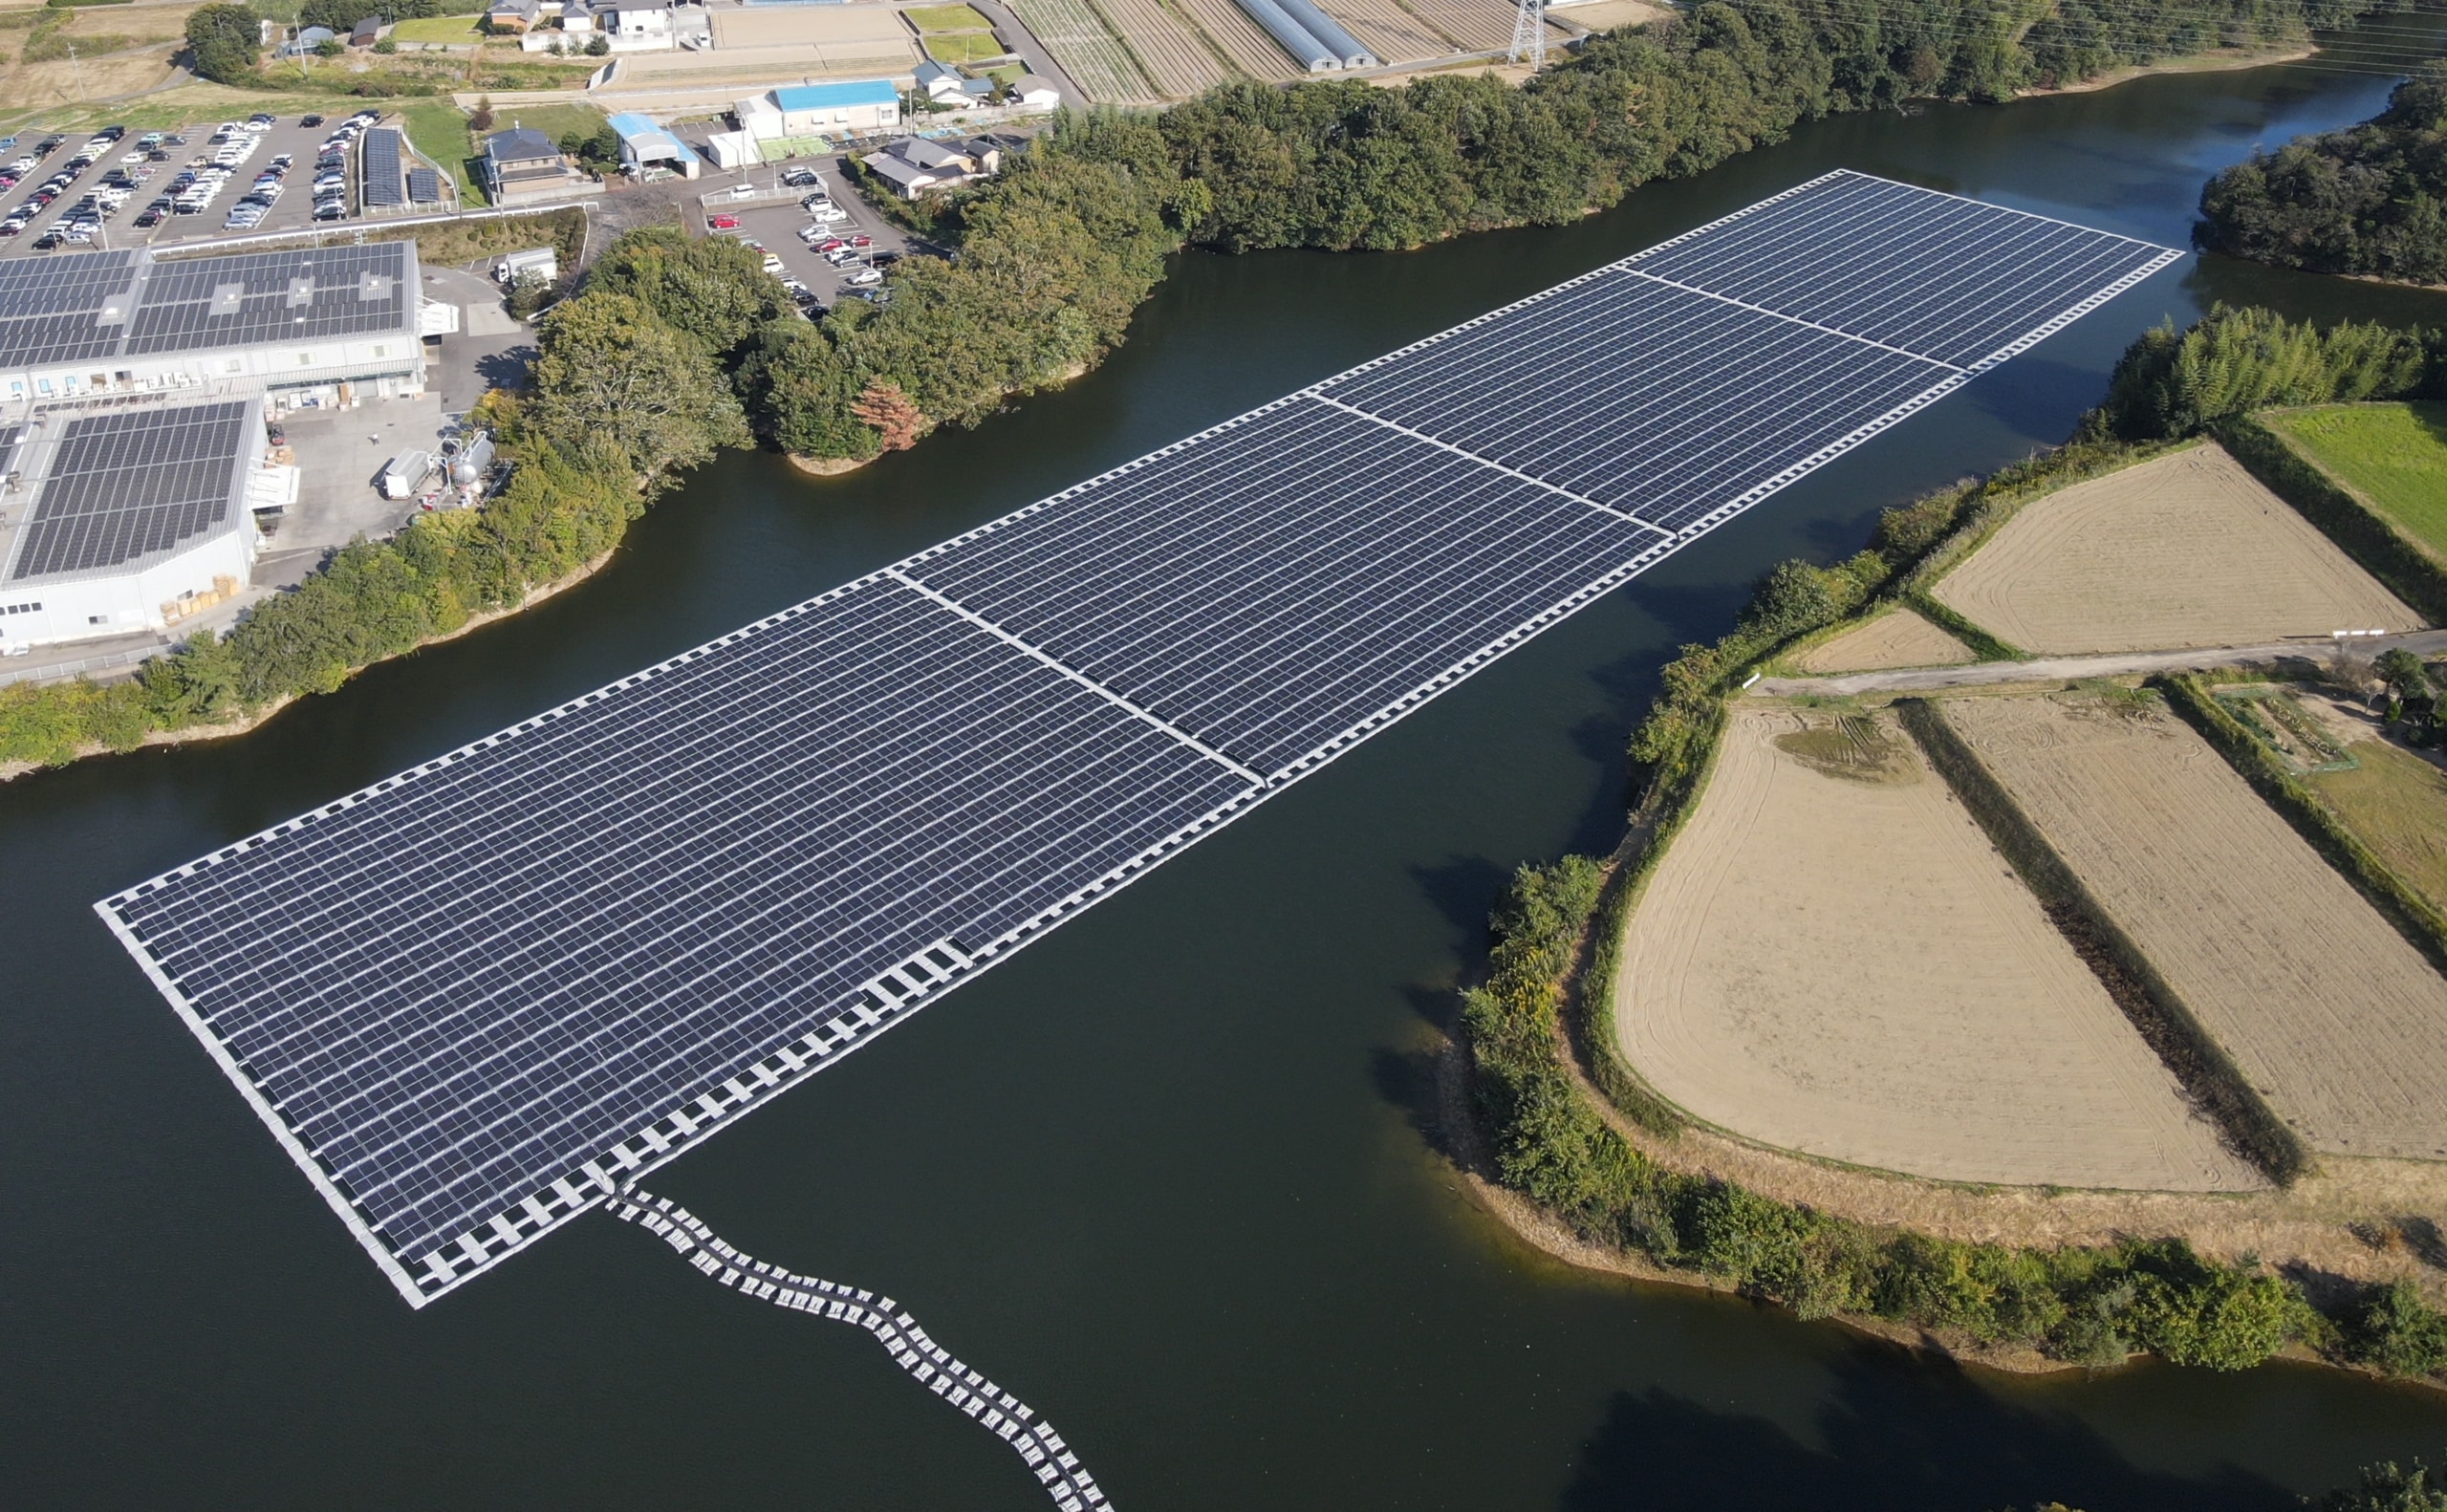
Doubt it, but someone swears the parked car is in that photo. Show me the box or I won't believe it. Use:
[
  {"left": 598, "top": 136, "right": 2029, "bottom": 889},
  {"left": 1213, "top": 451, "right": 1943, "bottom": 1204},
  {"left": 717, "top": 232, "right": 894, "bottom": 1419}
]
[
  {"left": 707, "top": 212, "right": 740, "bottom": 230},
  {"left": 248, "top": 113, "right": 277, "bottom": 128},
  {"left": 133, "top": 204, "right": 166, "bottom": 227},
  {"left": 843, "top": 266, "right": 884, "bottom": 287},
  {"left": 312, "top": 202, "right": 346, "bottom": 222},
  {"left": 31, "top": 228, "right": 63, "bottom": 249},
  {"left": 716, "top": 182, "right": 762, "bottom": 201},
  {"left": 0, "top": 221, "right": 22, "bottom": 239},
  {"left": 95, "top": 124, "right": 125, "bottom": 141},
  {"left": 781, "top": 167, "right": 819, "bottom": 187},
  {"left": 299, "top": 114, "right": 324, "bottom": 128}
]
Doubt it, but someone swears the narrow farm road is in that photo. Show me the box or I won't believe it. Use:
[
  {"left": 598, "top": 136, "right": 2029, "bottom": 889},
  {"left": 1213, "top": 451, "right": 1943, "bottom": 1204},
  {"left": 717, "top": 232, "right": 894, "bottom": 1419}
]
[{"left": 1751, "top": 628, "right": 2447, "bottom": 699}]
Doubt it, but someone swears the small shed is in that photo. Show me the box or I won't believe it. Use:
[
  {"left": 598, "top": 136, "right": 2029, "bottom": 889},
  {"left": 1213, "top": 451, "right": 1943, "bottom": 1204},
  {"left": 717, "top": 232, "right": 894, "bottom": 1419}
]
[
  {"left": 349, "top": 15, "right": 382, "bottom": 47},
  {"left": 1004, "top": 73, "right": 1059, "bottom": 109},
  {"left": 608, "top": 112, "right": 700, "bottom": 180}
]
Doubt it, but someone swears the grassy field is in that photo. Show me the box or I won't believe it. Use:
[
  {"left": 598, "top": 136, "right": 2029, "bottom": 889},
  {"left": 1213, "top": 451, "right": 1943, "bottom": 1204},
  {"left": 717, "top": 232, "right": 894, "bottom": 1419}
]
[
  {"left": 390, "top": 14, "right": 487, "bottom": 42},
  {"left": 2266, "top": 402, "right": 2447, "bottom": 562},
  {"left": 489, "top": 101, "right": 605, "bottom": 142},
  {"left": 2308, "top": 736, "right": 2447, "bottom": 918},
  {"left": 398, "top": 97, "right": 481, "bottom": 202},
  {"left": 925, "top": 31, "right": 1008, "bottom": 62},
  {"left": 907, "top": 3, "right": 995, "bottom": 30}
]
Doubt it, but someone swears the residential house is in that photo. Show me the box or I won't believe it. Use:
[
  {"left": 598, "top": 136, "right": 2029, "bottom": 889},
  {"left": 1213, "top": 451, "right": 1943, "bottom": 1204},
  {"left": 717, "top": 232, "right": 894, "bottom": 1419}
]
[
  {"left": 1003, "top": 73, "right": 1060, "bottom": 109},
  {"left": 482, "top": 125, "right": 601, "bottom": 204},
  {"left": 859, "top": 134, "right": 1002, "bottom": 200},
  {"left": 486, "top": 0, "right": 540, "bottom": 32}
]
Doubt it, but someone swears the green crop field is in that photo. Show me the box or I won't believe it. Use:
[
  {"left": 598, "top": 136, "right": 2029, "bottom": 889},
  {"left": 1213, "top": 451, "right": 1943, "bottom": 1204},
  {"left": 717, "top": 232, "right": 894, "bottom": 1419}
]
[
  {"left": 925, "top": 32, "right": 1007, "bottom": 61},
  {"left": 389, "top": 14, "right": 486, "bottom": 42},
  {"left": 907, "top": 3, "right": 994, "bottom": 30},
  {"left": 2268, "top": 401, "right": 2447, "bottom": 561},
  {"left": 492, "top": 101, "right": 606, "bottom": 142}
]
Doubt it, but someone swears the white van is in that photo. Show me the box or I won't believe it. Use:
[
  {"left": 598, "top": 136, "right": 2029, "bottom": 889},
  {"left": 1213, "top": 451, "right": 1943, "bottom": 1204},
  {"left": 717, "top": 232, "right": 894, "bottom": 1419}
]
[{"left": 494, "top": 247, "right": 558, "bottom": 286}]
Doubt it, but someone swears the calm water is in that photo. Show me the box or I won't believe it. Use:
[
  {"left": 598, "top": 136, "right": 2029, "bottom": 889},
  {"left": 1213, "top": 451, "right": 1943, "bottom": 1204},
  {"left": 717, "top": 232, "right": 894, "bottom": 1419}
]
[{"left": 12, "top": 34, "right": 2447, "bottom": 1510}]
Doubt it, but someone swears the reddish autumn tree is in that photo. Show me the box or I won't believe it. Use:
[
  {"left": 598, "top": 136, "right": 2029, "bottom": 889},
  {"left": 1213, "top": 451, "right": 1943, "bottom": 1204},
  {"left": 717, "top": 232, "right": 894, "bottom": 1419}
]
[{"left": 850, "top": 380, "right": 924, "bottom": 452}]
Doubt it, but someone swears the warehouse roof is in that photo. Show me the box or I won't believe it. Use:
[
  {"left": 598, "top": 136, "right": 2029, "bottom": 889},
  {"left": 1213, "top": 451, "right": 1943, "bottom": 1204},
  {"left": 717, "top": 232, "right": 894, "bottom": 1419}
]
[
  {"left": 772, "top": 79, "right": 899, "bottom": 112},
  {"left": 0, "top": 242, "right": 419, "bottom": 373},
  {"left": 1, "top": 400, "right": 257, "bottom": 585}
]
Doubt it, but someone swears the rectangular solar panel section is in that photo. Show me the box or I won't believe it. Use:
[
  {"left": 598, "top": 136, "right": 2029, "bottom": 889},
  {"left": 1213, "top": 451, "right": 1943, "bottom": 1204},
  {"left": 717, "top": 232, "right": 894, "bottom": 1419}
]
[
  {"left": 0, "top": 243, "right": 418, "bottom": 368},
  {"left": 407, "top": 167, "right": 442, "bottom": 205},
  {"left": 360, "top": 129, "right": 403, "bottom": 208},
  {"left": 8, "top": 400, "right": 253, "bottom": 580},
  {"left": 98, "top": 172, "right": 2182, "bottom": 1306}
]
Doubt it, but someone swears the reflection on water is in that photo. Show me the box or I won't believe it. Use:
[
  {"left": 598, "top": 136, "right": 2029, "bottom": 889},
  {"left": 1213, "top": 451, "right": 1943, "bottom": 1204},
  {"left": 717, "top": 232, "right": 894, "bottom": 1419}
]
[{"left": 9, "top": 28, "right": 2447, "bottom": 1510}]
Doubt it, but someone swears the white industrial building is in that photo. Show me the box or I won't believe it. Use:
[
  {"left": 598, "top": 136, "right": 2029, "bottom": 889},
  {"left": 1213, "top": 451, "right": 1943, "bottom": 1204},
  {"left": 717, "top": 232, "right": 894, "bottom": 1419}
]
[
  {"left": 0, "top": 242, "right": 430, "bottom": 409},
  {"left": 0, "top": 400, "right": 285, "bottom": 650},
  {"left": 735, "top": 79, "right": 902, "bottom": 141}
]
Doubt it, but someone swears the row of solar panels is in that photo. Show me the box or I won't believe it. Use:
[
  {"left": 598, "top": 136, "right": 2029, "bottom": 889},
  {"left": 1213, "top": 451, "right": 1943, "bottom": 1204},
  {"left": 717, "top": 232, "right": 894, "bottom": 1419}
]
[{"left": 100, "top": 172, "right": 2182, "bottom": 1304}]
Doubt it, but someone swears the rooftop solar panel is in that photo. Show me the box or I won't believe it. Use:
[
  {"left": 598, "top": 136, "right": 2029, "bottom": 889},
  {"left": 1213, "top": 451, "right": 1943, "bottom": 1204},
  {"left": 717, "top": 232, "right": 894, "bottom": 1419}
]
[
  {"left": 98, "top": 171, "right": 2182, "bottom": 1305},
  {"left": 9, "top": 400, "right": 253, "bottom": 581},
  {"left": 0, "top": 243, "right": 416, "bottom": 368},
  {"left": 408, "top": 167, "right": 442, "bottom": 204},
  {"left": 360, "top": 129, "right": 403, "bottom": 208}
]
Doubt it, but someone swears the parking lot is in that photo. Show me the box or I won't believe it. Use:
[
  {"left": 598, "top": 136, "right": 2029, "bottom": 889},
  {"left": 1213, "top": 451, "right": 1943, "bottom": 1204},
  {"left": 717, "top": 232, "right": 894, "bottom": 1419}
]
[
  {"left": 699, "top": 157, "right": 922, "bottom": 314},
  {"left": 0, "top": 109, "right": 400, "bottom": 260}
]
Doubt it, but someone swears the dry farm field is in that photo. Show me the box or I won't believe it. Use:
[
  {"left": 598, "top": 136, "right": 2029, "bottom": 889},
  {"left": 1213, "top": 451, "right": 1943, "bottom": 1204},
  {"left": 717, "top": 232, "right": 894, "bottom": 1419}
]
[
  {"left": 1933, "top": 443, "right": 2421, "bottom": 652},
  {"left": 1549, "top": 0, "right": 1670, "bottom": 27},
  {"left": 1005, "top": 0, "right": 1160, "bottom": 98},
  {"left": 1316, "top": 0, "right": 1454, "bottom": 57},
  {"left": 1394, "top": 0, "right": 1525, "bottom": 50},
  {"left": 1175, "top": 0, "right": 1304, "bottom": 77},
  {"left": 1945, "top": 692, "right": 2447, "bottom": 1159},
  {"left": 1615, "top": 704, "right": 2257, "bottom": 1191},
  {"left": 1093, "top": 0, "right": 1232, "bottom": 95},
  {"left": 1791, "top": 608, "right": 1977, "bottom": 674}
]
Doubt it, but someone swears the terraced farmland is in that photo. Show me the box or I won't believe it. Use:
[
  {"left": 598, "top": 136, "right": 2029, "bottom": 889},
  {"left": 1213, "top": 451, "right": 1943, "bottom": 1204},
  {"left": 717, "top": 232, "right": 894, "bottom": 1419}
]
[{"left": 1006, "top": 0, "right": 1161, "bottom": 99}]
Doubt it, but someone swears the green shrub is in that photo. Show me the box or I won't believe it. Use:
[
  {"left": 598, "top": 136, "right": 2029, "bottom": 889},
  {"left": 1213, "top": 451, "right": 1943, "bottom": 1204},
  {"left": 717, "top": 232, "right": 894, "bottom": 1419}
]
[
  {"left": 2092, "top": 305, "right": 2434, "bottom": 442},
  {"left": 2350, "top": 1281, "right": 2447, "bottom": 1377}
]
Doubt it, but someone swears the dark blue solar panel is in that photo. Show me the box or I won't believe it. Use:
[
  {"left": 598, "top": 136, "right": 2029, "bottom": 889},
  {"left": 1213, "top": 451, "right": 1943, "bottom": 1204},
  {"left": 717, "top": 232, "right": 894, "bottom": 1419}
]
[
  {"left": 360, "top": 129, "right": 403, "bottom": 208},
  {"left": 97, "top": 171, "right": 2180, "bottom": 1305}
]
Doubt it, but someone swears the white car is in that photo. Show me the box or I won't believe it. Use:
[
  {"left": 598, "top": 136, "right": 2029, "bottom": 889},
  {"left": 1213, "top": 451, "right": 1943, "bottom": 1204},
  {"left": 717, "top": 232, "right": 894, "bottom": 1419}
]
[
  {"left": 843, "top": 266, "right": 883, "bottom": 287},
  {"left": 717, "top": 182, "right": 763, "bottom": 201}
]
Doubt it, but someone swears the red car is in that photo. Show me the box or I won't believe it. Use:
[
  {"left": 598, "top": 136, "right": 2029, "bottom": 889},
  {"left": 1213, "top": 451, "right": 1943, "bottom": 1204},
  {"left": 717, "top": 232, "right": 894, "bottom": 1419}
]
[
  {"left": 815, "top": 237, "right": 846, "bottom": 252},
  {"left": 846, "top": 233, "right": 874, "bottom": 248},
  {"left": 707, "top": 212, "right": 740, "bottom": 230}
]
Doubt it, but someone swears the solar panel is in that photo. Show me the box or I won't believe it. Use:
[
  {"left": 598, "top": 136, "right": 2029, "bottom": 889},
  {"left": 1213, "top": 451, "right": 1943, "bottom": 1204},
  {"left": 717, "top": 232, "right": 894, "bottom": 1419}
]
[
  {"left": 9, "top": 400, "right": 252, "bottom": 580},
  {"left": 360, "top": 129, "right": 403, "bottom": 208},
  {"left": 0, "top": 243, "right": 416, "bottom": 368},
  {"left": 98, "top": 172, "right": 2181, "bottom": 1305},
  {"left": 407, "top": 167, "right": 442, "bottom": 204}
]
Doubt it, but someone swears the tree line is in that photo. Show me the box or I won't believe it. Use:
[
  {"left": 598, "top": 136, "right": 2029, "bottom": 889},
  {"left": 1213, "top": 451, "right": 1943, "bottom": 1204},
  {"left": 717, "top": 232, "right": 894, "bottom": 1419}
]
[{"left": 2197, "top": 62, "right": 2447, "bottom": 286}]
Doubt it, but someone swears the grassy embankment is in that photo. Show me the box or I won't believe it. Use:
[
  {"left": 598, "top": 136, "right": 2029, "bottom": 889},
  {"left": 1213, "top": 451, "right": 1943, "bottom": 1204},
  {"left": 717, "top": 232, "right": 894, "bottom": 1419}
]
[{"left": 2264, "top": 401, "right": 2447, "bottom": 562}]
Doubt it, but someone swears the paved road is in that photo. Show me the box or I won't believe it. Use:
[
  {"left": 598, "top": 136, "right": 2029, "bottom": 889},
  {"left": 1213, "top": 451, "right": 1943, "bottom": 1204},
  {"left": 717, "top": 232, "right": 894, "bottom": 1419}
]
[{"left": 1749, "top": 628, "right": 2447, "bottom": 698}]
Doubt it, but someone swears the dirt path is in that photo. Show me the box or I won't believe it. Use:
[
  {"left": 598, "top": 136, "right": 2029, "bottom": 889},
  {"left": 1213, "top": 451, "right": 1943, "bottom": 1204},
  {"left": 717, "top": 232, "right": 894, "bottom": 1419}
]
[{"left": 1750, "top": 627, "right": 2447, "bottom": 699}]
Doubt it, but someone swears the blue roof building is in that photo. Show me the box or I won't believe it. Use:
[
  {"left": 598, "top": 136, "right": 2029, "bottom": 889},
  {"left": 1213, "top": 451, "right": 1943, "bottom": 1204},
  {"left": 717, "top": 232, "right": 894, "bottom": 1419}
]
[
  {"left": 769, "top": 78, "right": 901, "bottom": 134},
  {"left": 607, "top": 112, "right": 701, "bottom": 179}
]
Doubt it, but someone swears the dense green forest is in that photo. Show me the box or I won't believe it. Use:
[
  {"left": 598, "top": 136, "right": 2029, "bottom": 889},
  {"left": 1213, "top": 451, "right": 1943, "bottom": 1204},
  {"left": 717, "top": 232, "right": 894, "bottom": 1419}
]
[
  {"left": 1458, "top": 304, "right": 2447, "bottom": 1382},
  {"left": 2197, "top": 62, "right": 2447, "bottom": 284}
]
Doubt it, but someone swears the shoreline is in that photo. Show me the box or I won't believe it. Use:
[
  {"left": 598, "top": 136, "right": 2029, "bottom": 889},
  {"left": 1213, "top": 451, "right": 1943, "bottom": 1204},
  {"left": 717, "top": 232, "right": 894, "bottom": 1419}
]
[
  {"left": 2017, "top": 42, "right": 2317, "bottom": 97},
  {"left": 1437, "top": 982, "right": 2446, "bottom": 1390},
  {"left": 0, "top": 547, "right": 617, "bottom": 786}
]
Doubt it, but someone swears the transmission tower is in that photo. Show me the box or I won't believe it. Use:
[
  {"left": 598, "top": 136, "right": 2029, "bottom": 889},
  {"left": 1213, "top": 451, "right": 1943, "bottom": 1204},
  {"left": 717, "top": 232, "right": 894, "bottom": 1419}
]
[{"left": 1507, "top": 0, "right": 1546, "bottom": 67}]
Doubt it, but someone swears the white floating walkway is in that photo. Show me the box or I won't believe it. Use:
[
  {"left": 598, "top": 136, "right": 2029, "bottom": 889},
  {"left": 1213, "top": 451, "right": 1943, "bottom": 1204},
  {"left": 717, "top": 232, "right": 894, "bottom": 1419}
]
[{"left": 612, "top": 1189, "right": 1111, "bottom": 1511}]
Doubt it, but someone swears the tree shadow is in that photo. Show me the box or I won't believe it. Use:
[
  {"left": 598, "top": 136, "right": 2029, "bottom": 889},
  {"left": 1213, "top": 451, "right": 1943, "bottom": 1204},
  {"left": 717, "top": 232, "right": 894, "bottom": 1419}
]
[
  {"left": 476, "top": 343, "right": 538, "bottom": 391},
  {"left": 1559, "top": 1348, "right": 2291, "bottom": 1512},
  {"left": 1410, "top": 853, "right": 1512, "bottom": 945},
  {"left": 2411, "top": 398, "right": 2447, "bottom": 455}
]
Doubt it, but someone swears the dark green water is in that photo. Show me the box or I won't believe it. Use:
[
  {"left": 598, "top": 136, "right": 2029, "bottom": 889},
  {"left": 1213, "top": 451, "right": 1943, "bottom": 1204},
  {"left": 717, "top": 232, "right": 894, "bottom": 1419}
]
[{"left": 14, "top": 37, "right": 2447, "bottom": 1511}]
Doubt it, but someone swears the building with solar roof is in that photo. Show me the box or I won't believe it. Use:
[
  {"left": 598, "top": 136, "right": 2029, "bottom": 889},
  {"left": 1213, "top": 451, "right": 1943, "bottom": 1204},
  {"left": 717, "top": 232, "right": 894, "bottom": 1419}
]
[
  {"left": 0, "top": 399, "right": 269, "bottom": 648},
  {"left": 0, "top": 241, "right": 427, "bottom": 410}
]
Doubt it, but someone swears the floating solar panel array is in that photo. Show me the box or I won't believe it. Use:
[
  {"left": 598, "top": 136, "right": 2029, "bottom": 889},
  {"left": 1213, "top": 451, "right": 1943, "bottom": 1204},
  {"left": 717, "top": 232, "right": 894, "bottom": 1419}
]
[{"left": 98, "top": 172, "right": 2181, "bottom": 1305}]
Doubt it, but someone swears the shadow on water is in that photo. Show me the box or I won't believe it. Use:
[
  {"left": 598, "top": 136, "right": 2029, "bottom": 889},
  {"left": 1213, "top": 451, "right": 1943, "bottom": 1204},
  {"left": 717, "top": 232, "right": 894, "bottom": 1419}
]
[{"left": 1560, "top": 1350, "right": 2289, "bottom": 1512}]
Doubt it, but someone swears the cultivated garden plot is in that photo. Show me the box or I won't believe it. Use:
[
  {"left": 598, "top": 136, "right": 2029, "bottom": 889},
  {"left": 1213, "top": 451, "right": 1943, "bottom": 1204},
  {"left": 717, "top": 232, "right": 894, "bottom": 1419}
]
[
  {"left": 1945, "top": 692, "right": 2447, "bottom": 1160},
  {"left": 1005, "top": 0, "right": 1162, "bottom": 99},
  {"left": 1093, "top": 0, "right": 1233, "bottom": 96},
  {"left": 1315, "top": 0, "right": 1454, "bottom": 59},
  {"left": 1933, "top": 443, "right": 2421, "bottom": 652},
  {"left": 1393, "top": 0, "right": 1524, "bottom": 51},
  {"left": 1616, "top": 705, "right": 2257, "bottom": 1192},
  {"left": 1790, "top": 607, "right": 1977, "bottom": 674}
]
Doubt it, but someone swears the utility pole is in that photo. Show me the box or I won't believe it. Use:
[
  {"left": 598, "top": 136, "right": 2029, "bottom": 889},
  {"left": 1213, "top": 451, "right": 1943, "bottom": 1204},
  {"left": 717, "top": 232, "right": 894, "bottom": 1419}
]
[
  {"left": 1507, "top": 0, "right": 1545, "bottom": 67},
  {"left": 66, "top": 39, "right": 87, "bottom": 101}
]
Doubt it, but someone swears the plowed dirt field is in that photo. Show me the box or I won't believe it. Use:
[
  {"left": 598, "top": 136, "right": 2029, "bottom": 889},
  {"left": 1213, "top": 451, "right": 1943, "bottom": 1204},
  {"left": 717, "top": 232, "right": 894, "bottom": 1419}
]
[
  {"left": 1947, "top": 693, "right": 2447, "bottom": 1159},
  {"left": 1792, "top": 609, "right": 1977, "bottom": 673},
  {"left": 1615, "top": 705, "right": 2257, "bottom": 1191},
  {"left": 1933, "top": 443, "right": 2420, "bottom": 652}
]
